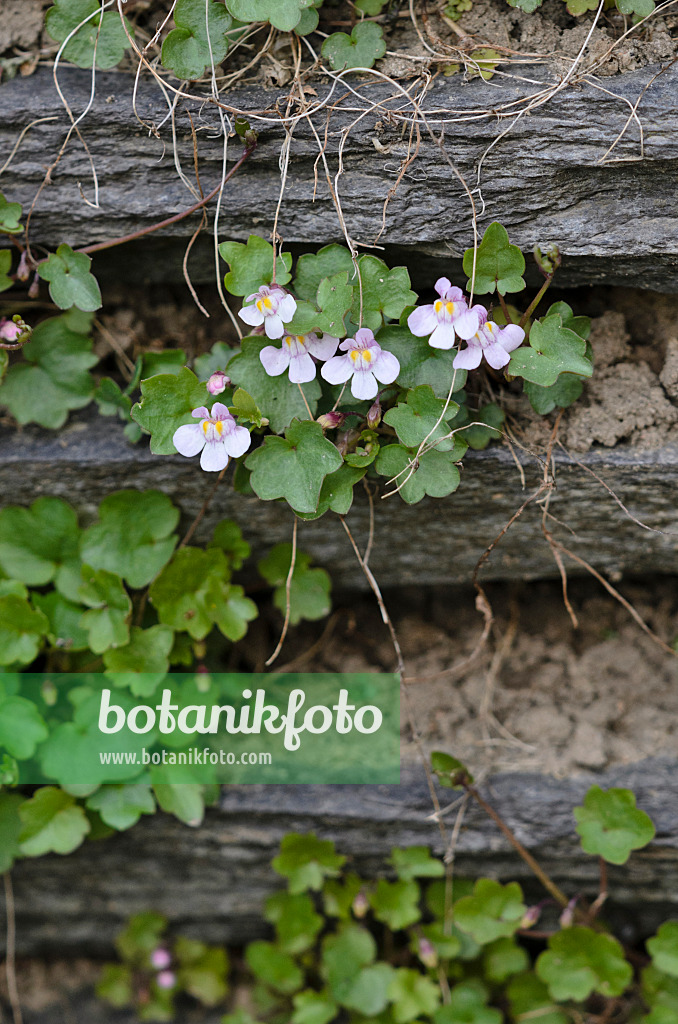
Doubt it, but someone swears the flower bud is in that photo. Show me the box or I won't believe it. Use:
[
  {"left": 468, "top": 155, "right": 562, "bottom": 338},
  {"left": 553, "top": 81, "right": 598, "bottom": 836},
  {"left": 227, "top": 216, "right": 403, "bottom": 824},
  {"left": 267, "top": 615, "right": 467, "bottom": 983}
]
[
  {"left": 559, "top": 897, "right": 577, "bottom": 929},
  {"left": 352, "top": 890, "right": 369, "bottom": 918},
  {"left": 155, "top": 970, "right": 176, "bottom": 990},
  {"left": 417, "top": 937, "right": 438, "bottom": 969},
  {"left": 28, "top": 275, "right": 40, "bottom": 299},
  {"left": 207, "top": 371, "right": 230, "bottom": 395},
  {"left": 150, "top": 948, "right": 172, "bottom": 970},
  {"left": 0, "top": 318, "right": 21, "bottom": 342},
  {"left": 520, "top": 905, "right": 541, "bottom": 929},
  {"left": 16, "top": 251, "right": 30, "bottom": 282},
  {"left": 367, "top": 399, "right": 381, "bottom": 429},
  {"left": 317, "top": 411, "right": 346, "bottom": 431}
]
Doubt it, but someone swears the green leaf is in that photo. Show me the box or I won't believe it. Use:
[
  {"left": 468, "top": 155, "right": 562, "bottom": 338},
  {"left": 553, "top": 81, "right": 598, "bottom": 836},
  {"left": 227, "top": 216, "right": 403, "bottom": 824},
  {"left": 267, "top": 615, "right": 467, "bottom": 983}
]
[
  {"left": 130, "top": 367, "right": 210, "bottom": 454},
  {"left": 454, "top": 880, "right": 526, "bottom": 944},
  {"left": 388, "top": 968, "right": 441, "bottom": 1023},
  {"left": 642, "top": 964, "right": 678, "bottom": 1017},
  {"left": 194, "top": 341, "right": 235, "bottom": 379},
  {"left": 227, "top": 0, "right": 315, "bottom": 30},
  {"left": 0, "top": 251, "right": 12, "bottom": 293},
  {"left": 149, "top": 547, "right": 256, "bottom": 641},
  {"left": 86, "top": 784, "right": 156, "bottom": 831},
  {"left": 103, "top": 625, "right": 175, "bottom": 689},
  {"left": 0, "top": 696, "right": 48, "bottom": 758},
  {"left": 228, "top": 338, "right": 321, "bottom": 434},
  {"left": 292, "top": 990, "right": 338, "bottom": 1024},
  {"left": 115, "top": 909, "right": 167, "bottom": 960},
  {"left": 542, "top": 301, "right": 591, "bottom": 341},
  {"left": 142, "top": 349, "right": 187, "bottom": 378},
  {"left": 0, "top": 595, "right": 48, "bottom": 666},
  {"left": 208, "top": 519, "right": 251, "bottom": 570},
  {"left": 0, "top": 497, "right": 81, "bottom": 598},
  {"left": 323, "top": 874, "right": 364, "bottom": 919},
  {"left": 375, "top": 444, "right": 462, "bottom": 505},
  {"left": 356, "top": 0, "right": 389, "bottom": 11},
  {"left": 616, "top": 0, "right": 655, "bottom": 17},
  {"left": 246, "top": 941, "right": 304, "bottom": 994},
  {"left": 321, "top": 22, "right": 386, "bottom": 71},
  {"left": 19, "top": 787, "right": 90, "bottom": 856},
  {"left": 295, "top": 462, "right": 366, "bottom": 520},
  {"left": 506, "top": 972, "right": 569, "bottom": 1024},
  {"left": 265, "top": 891, "right": 324, "bottom": 954},
  {"left": 272, "top": 832, "right": 345, "bottom": 893},
  {"left": 566, "top": 0, "right": 600, "bottom": 11},
  {"left": 161, "top": 0, "right": 233, "bottom": 80},
  {"left": 462, "top": 222, "right": 526, "bottom": 296},
  {"left": 524, "top": 375, "right": 584, "bottom": 415},
  {"left": 0, "top": 193, "right": 22, "bottom": 234},
  {"left": 506, "top": 0, "right": 544, "bottom": 10},
  {"left": 536, "top": 927, "right": 632, "bottom": 1001},
  {"left": 258, "top": 543, "right": 331, "bottom": 624},
  {"left": 294, "top": 245, "right": 354, "bottom": 301},
  {"left": 434, "top": 982, "right": 501, "bottom": 1024},
  {"left": 0, "top": 313, "right": 97, "bottom": 428},
  {"left": 152, "top": 781, "right": 206, "bottom": 825},
  {"left": 648, "top": 923, "right": 678, "bottom": 978},
  {"left": 384, "top": 385, "right": 463, "bottom": 452},
  {"left": 174, "top": 936, "right": 229, "bottom": 1005},
  {"left": 312, "top": 271, "right": 354, "bottom": 338},
  {"left": 507, "top": 316, "right": 593, "bottom": 387},
  {"left": 231, "top": 387, "right": 266, "bottom": 428},
  {"left": 482, "top": 937, "right": 529, "bottom": 983},
  {"left": 95, "top": 377, "right": 133, "bottom": 419},
  {"left": 0, "top": 794, "right": 24, "bottom": 873},
  {"left": 389, "top": 845, "right": 445, "bottom": 881},
  {"left": 220, "top": 235, "right": 292, "bottom": 295},
  {"left": 460, "top": 403, "right": 505, "bottom": 450},
  {"left": 417, "top": 922, "right": 462, "bottom": 961},
  {"left": 377, "top": 325, "right": 466, "bottom": 399},
  {"left": 340, "top": 962, "right": 396, "bottom": 1015},
  {"left": 574, "top": 785, "right": 655, "bottom": 865},
  {"left": 431, "top": 751, "right": 473, "bottom": 788},
  {"left": 78, "top": 566, "right": 132, "bottom": 654},
  {"left": 369, "top": 878, "right": 421, "bottom": 930},
  {"left": 350, "top": 255, "right": 417, "bottom": 332},
  {"left": 246, "top": 419, "right": 343, "bottom": 513},
  {"left": 467, "top": 48, "right": 502, "bottom": 81},
  {"left": 96, "top": 964, "right": 134, "bottom": 1008},
  {"left": 322, "top": 926, "right": 376, "bottom": 1001},
  {"left": 38, "top": 244, "right": 101, "bottom": 311},
  {"left": 80, "top": 490, "right": 179, "bottom": 588},
  {"left": 45, "top": 0, "right": 131, "bottom": 69}
]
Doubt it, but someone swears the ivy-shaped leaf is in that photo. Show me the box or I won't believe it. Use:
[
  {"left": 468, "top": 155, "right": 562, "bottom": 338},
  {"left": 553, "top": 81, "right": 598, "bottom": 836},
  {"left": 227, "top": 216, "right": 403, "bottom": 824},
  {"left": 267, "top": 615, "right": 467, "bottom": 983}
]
[
  {"left": 507, "top": 315, "right": 593, "bottom": 387},
  {"left": 482, "top": 937, "right": 530, "bottom": 984},
  {"left": 378, "top": 325, "right": 467, "bottom": 399},
  {"left": 321, "top": 926, "right": 375, "bottom": 1002},
  {"left": 566, "top": 0, "right": 601, "bottom": 12},
  {"left": 390, "top": 846, "right": 445, "bottom": 881},
  {"left": 506, "top": 972, "right": 569, "bottom": 1024},
  {"left": 454, "top": 879, "right": 526, "bottom": 944},
  {"left": 434, "top": 982, "right": 502, "bottom": 1024},
  {"left": 103, "top": 625, "right": 175, "bottom": 691},
  {"left": 322, "top": 22, "right": 386, "bottom": 71},
  {"left": 220, "top": 235, "right": 292, "bottom": 296},
  {"left": 0, "top": 696, "right": 48, "bottom": 759},
  {"left": 265, "top": 892, "right": 324, "bottom": 954},
  {"left": 258, "top": 543, "right": 331, "bottom": 624},
  {"left": 294, "top": 244, "right": 354, "bottom": 301},
  {"left": 292, "top": 990, "right": 338, "bottom": 1024},
  {"left": 314, "top": 271, "right": 354, "bottom": 337},
  {"left": 246, "top": 941, "right": 304, "bottom": 994},
  {"left": 38, "top": 244, "right": 102, "bottom": 311},
  {"left": 0, "top": 497, "right": 81, "bottom": 598},
  {"left": 369, "top": 878, "right": 421, "bottom": 930},
  {"left": 32, "top": 592, "right": 90, "bottom": 651},
  {"left": 506, "top": 0, "right": 544, "bottom": 11},
  {"left": 574, "top": 785, "right": 655, "bottom": 865},
  {"left": 86, "top": 784, "right": 156, "bottom": 831},
  {"left": 152, "top": 780, "right": 206, "bottom": 826},
  {"left": 462, "top": 222, "right": 526, "bottom": 295},
  {"left": 174, "top": 936, "right": 229, "bottom": 1005},
  {"left": 615, "top": 0, "right": 655, "bottom": 17},
  {"left": 0, "top": 193, "right": 22, "bottom": 234},
  {"left": 149, "top": 547, "right": 256, "bottom": 641},
  {"left": 78, "top": 566, "right": 132, "bottom": 654},
  {"left": 45, "top": 0, "right": 132, "bottom": 69},
  {"left": 0, "top": 595, "right": 48, "bottom": 666},
  {"left": 523, "top": 375, "right": 584, "bottom": 415},
  {"left": 131, "top": 367, "right": 211, "bottom": 454},
  {"left": 194, "top": 341, "right": 235, "bottom": 379},
  {"left": 80, "top": 490, "right": 179, "bottom": 589},
  {"left": 230, "top": 387, "right": 266, "bottom": 427},
  {"left": 536, "top": 927, "right": 632, "bottom": 1001},
  {"left": 19, "top": 787, "right": 90, "bottom": 857},
  {"left": 208, "top": 520, "right": 251, "bottom": 570},
  {"left": 161, "top": 0, "right": 233, "bottom": 80},
  {"left": 228, "top": 338, "right": 321, "bottom": 434},
  {"left": 246, "top": 419, "right": 343, "bottom": 513},
  {"left": 648, "top": 923, "right": 678, "bottom": 979},
  {"left": 0, "top": 313, "right": 97, "bottom": 428},
  {"left": 227, "top": 0, "right": 315, "bottom": 31},
  {"left": 384, "top": 385, "right": 463, "bottom": 452},
  {"left": 388, "top": 968, "right": 441, "bottom": 1023},
  {"left": 296, "top": 463, "right": 367, "bottom": 521},
  {"left": 375, "top": 444, "right": 463, "bottom": 505},
  {"left": 467, "top": 48, "right": 502, "bottom": 81},
  {"left": 349, "top": 255, "right": 416, "bottom": 332},
  {"left": 459, "top": 402, "right": 505, "bottom": 450},
  {"left": 272, "top": 832, "right": 345, "bottom": 893},
  {"left": 142, "top": 348, "right": 187, "bottom": 378}
]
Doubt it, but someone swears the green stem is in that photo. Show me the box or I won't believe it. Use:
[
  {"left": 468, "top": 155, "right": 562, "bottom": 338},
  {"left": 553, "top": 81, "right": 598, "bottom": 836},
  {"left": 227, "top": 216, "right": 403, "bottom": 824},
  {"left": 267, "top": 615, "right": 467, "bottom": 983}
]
[
  {"left": 497, "top": 292, "right": 514, "bottom": 324},
  {"left": 518, "top": 273, "right": 554, "bottom": 329}
]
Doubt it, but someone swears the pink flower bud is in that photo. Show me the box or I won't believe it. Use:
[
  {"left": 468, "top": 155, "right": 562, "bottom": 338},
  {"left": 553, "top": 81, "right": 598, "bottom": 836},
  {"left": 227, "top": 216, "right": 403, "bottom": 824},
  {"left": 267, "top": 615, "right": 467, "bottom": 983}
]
[
  {"left": 352, "top": 890, "right": 369, "bottom": 918},
  {"left": 155, "top": 970, "right": 176, "bottom": 990},
  {"left": 207, "top": 371, "right": 230, "bottom": 395},
  {"left": 367, "top": 399, "right": 381, "bottom": 429},
  {"left": 150, "top": 948, "right": 172, "bottom": 970},
  {"left": 559, "top": 897, "right": 577, "bottom": 929},
  {"left": 16, "top": 252, "right": 30, "bottom": 282},
  {"left": 0, "top": 318, "right": 21, "bottom": 342},
  {"left": 418, "top": 937, "right": 438, "bottom": 969},
  {"left": 28, "top": 275, "right": 40, "bottom": 299},
  {"left": 317, "top": 411, "right": 346, "bottom": 430},
  {"left": 520, "top": 905, "right": 541, "bottom": 929}
]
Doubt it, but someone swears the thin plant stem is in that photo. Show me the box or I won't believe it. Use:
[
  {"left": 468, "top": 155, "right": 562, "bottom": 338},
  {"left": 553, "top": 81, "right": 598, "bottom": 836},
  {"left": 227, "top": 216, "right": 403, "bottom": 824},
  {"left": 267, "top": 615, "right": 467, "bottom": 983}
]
[
  {"left": 266, "top": 517, "right": 298, "bottom": 667},
  {"left": 518, "top": 273, "right": 554, "bottom": 328},
  {"left": 4, "top": 872, "right": 23, "bottom": 1024}
]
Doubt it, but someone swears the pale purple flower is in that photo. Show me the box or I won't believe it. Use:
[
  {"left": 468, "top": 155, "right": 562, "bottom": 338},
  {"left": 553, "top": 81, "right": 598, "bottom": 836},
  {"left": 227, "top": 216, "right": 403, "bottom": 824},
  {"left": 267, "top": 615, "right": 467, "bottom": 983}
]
[
  {"left": 155, "top": 970, "right": 176, "bottom": 990},
  {"left": 317, "top": 410, "right": 346, "bottom": 430},
  {"left": 453, "top": 308, "right": 525, "bottom": 371},
  {"left": 239, "top": 284, "right": 297, "bottom": 340},
  {"left": 260, "top": 332, "right": 339, "bottom": 384},
  {"left": 206, "top": 371, "right": 229, "bottom": 395},
  {"left": 321, "top": 328, "right": 400, "bottom": 401},
  {"left": 172, "top": 402, "right": 251, "bottom": 472},
  {"left": 0, "top": 318, "right": 21, "bottom": 342},
  {"left": 407, "top": 277, "right": 480, "bottom": 350},
  {"left": 150, "top": 948, "right": 172, "bottom": 970}
]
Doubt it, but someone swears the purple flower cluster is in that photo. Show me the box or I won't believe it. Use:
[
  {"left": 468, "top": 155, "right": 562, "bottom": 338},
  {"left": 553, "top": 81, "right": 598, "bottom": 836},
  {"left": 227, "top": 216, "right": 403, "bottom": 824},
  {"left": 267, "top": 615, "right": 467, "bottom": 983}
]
[{"left": 407, "top": 277, "right": 525, "bottom": 370}]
